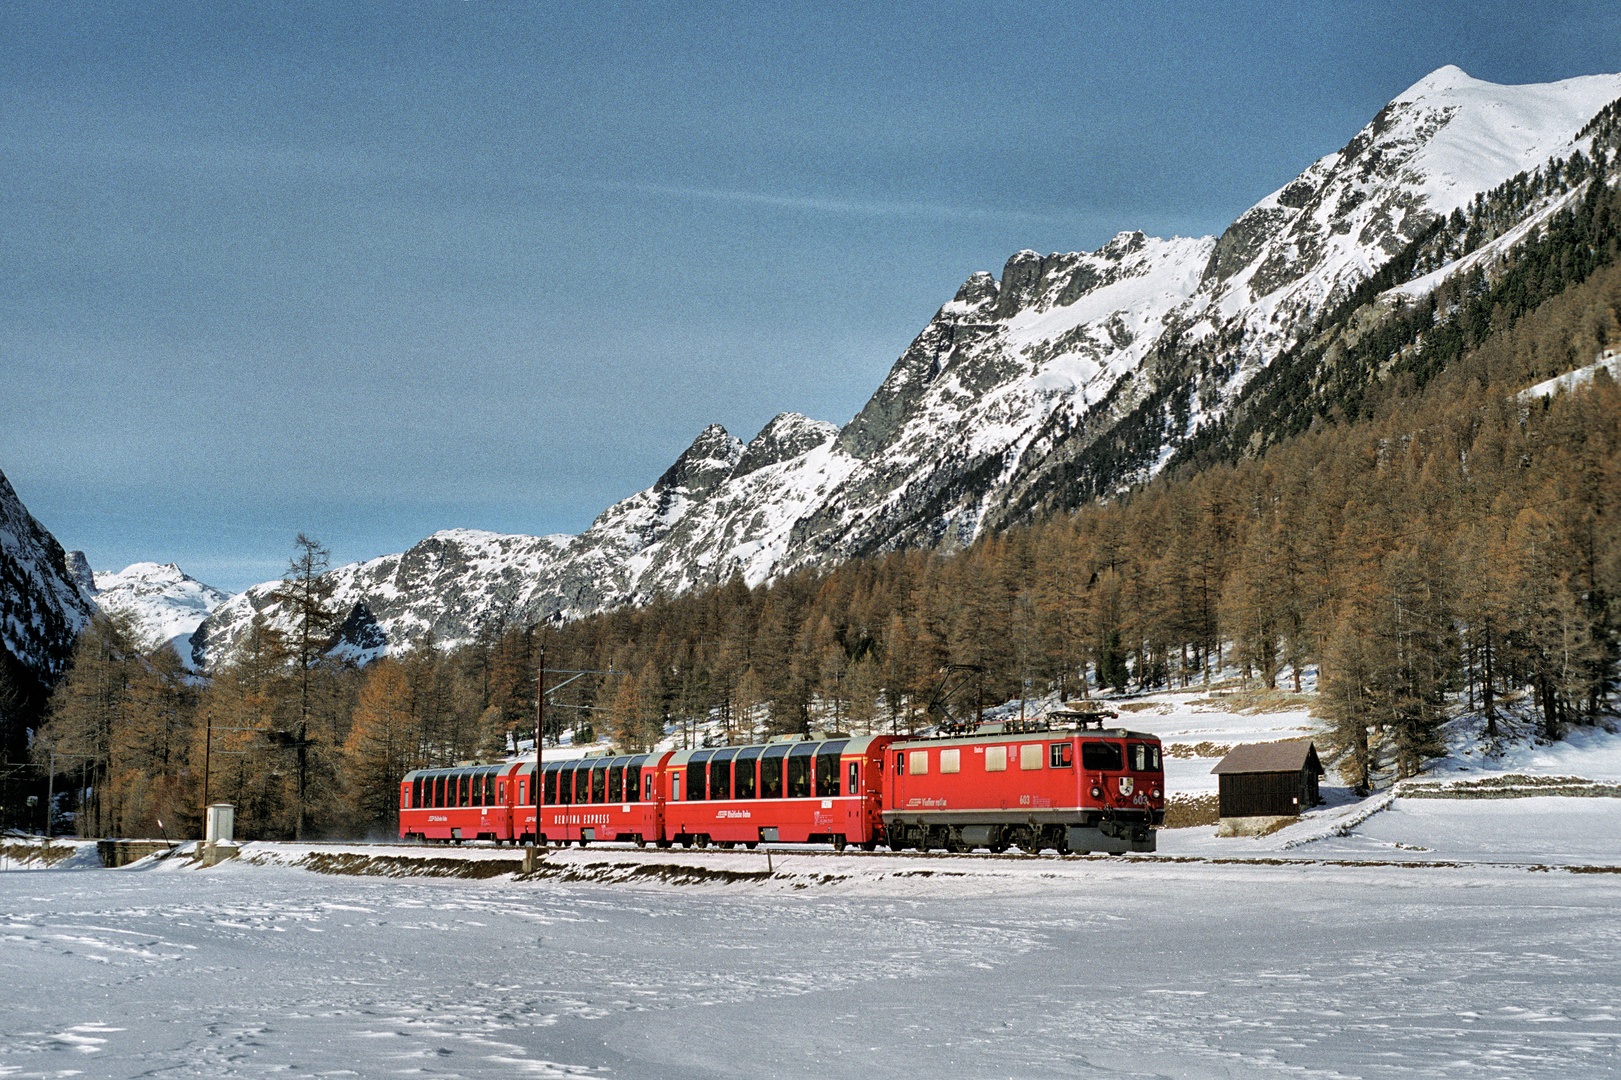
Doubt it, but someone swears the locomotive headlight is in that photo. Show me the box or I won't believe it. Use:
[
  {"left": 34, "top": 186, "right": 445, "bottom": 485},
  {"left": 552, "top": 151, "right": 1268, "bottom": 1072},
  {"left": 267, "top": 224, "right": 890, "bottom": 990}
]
[
  {"left": 1090, "top": 785, "right": 1102, "bottom": 800},
  {"left": 1152, "top": 786, "right": 1162, "bottom": 800}
]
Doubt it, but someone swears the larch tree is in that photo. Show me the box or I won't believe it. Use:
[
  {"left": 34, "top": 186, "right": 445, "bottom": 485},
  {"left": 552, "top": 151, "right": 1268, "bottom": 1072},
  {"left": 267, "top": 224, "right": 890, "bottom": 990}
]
[{"left": 269, "top": 533, "right": 339, "bottom": 841}]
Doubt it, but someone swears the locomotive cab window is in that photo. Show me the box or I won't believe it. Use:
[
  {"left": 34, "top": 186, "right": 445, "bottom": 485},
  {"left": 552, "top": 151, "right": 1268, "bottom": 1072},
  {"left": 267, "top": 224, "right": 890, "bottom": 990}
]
[
  {"left": 1081, "top": 741, "right": 1124, "bottom": 771},
  {"left": 1130, "top": 742, "right": 1162, "bottom": 772},
  {"left": 1050, "top": 743, "right": 1073, "bottom": 768}
]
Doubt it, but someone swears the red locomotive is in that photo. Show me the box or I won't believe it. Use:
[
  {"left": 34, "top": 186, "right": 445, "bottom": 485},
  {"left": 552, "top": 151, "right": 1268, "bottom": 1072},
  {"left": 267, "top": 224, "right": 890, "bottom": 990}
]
[{"left": 399, "top": 712, "right": 1164, "bottom": 855}]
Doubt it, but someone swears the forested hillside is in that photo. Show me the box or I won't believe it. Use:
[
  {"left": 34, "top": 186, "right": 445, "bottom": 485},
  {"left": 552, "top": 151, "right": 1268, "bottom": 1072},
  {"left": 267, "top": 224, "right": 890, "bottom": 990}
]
[{"left": 31, "top": 181, "right": 1621, "bottom": 838}]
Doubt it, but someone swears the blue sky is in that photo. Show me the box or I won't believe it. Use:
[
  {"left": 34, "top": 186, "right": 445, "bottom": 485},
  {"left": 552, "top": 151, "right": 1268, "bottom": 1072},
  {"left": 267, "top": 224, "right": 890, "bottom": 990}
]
[{"left": 4, "top": 1, "right": 1619, "bottom": 594}]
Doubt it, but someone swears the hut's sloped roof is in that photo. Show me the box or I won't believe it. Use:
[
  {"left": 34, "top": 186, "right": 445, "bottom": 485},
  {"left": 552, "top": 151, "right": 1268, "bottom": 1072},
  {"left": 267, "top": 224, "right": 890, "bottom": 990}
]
[{"left": 1211, "top": 739, "right": 1322, "bottom": 776}]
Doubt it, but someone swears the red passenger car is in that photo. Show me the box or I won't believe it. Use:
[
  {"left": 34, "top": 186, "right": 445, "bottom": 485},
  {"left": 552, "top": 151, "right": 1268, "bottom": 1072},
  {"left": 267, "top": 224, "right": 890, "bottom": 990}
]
[
  {"left": 510, "top": 752, "right": 673, "bottom": 846},
  {"left": 399, "top": 761, "right": 524, "bottom": 842},
  {"left": 658, "top": 734, "right": 894, "bottom": 850},
  {"left": 883, "top": 717, "right": 1164, "bottom": 854}
]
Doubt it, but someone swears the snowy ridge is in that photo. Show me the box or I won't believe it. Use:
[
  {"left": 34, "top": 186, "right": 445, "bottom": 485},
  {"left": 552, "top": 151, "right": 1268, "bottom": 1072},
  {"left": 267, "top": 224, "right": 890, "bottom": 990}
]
[
  {"left": 88, "top": 562, "right": 233, "bottom": 667},
  {"left": 0, "top": 469, "right": 96, "bottom": 690},
  {"left": 197, "top": 67, "right": 1621, "bottom": 664}
]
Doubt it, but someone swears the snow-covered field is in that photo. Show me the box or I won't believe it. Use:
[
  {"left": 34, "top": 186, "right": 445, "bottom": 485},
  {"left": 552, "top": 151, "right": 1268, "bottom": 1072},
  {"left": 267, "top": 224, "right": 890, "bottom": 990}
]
[{"left": 5, "top": 687, "right": 1620, "bottom": 1079}]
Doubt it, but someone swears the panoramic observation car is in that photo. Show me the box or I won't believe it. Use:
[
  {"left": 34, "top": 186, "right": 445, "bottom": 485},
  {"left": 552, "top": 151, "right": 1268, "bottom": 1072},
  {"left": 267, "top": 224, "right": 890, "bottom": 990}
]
[
  {"left": 883, "top": 713, "right": 1164, "bottom": 854},
  {"left": 658, "top": 733, "right": 894, "bottom": 850},
  {"left": 399, "top": 761, "right": 522, "bottom": 843},
  {"left": 511, "top": 751, "right": 674, "bottom": 847}
]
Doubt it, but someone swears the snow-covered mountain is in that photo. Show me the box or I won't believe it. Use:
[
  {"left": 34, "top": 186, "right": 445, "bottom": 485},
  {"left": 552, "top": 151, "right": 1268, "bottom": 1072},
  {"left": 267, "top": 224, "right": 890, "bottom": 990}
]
[
  {"left": 0, "top": 470, "right": 97, "bottom": 739},
  {"left": 83, "top": 561, "right": 233, "bottom": 665},
  {"left": 198, "top": 66, "right": 1621, "bottom": 664}
]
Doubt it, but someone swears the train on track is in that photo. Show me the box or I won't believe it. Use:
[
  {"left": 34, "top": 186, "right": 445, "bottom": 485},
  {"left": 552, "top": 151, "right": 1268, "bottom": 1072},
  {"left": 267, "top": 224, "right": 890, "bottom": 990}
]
[{"left": 399, "top": 710, "right": 1165, "bottom": 855}]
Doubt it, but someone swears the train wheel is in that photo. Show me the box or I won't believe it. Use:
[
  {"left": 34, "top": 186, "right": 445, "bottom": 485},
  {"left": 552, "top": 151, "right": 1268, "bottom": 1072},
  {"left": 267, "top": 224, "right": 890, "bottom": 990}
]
[
  {"left": 744, "top": 841, "right": 758, "bottom": 850},
  {"left": 679, "top": 835, "right": 693, "bottom": 849},
  {"left": 694, "top": 834, "right": 710, "bottom": 849},
  {"left": 860, "top": 840, "right": 877, "bottom": 852},
  {"left": 832, "top": 835, "right": 848, "bottom": 852},
  {"left": 888, "top": 838, "right": 905, "bottom": 852},
  {"left": 657, "top": 838, "right": 672, "bottom": 849},
  {"left": 634, "top": 835, "right": 646, "bottom": 848}
]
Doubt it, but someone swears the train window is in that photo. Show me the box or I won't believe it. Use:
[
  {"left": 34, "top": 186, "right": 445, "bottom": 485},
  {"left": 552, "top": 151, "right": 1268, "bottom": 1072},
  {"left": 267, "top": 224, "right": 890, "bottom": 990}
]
[
  {"left": 814, "top": 752, "right": 837, "bottom": 798},
  {"left": 940, "top": 749, "right": 960, "bottom": 774},
  {"left": 688, "top": 763, "right": 706, "bottom": 800},
  {"left": 1081, "top": 741, "right": 1124, "bottom": 771},
  {"left": 672, "top": 773, "right": 681, "bottom": 801},
  {"left": 544, "top": 769, "right": 557, "bottom": 805},
  {"left": 641, "top": 770, "right": 652, "bottom": 802},
  {"left": 576, "top": 767, "right": 591, "bottom": 804},
  {"left": 847, "top": 761, "right": 859, "bottom": 796},
  {"left": 626, "top": 764, "right": 641, "bottom": 803},
  {"left": 908, "top": 750, "right": 929, "bottom": 775},
  {"left": 1020, "top": 744, "right": 1043, "bottom": 771},
  {"left": 734, "top": 751, "right": 759, "bottom": 799},
  {"left": 1050, "top": 743, "right": 1074, "bottom": 768},
  {"left": 608, "top": 766, "right": 623, "bottom": 802},
  {"left": 498, "top": 780, "right": 506, "bottom": 803},
  {"left": 433, "top": 775, "right": 444, "bottom": 807},
  {"left": 787, "top": 747, "right": 813, "bottom": 799},
  {"left": 984, "top": 746, "right": 1006, "bottom": 772},
  {"left": 591, "top": 765, "right": 607, "bottom": 803},
  {"left": 462, "top": 773, "right": 473, "bottom": 805},
  {"left": 519, "top": 779, "right": 526, "bottom": 806},
  {"left": 760, "top": 755, "right": 783, "bottom": 799},
  {"left": 412, "top": 777, "right": 423, "bottom": 809},
  {"left": 557, "top": 766, "right": 574, "bottom": 805},
  {"left": 712, "top": 750, "right": 737, "bottom": 800},
  {"left": 1130, "top": 743, "right": 1162, "bottom": 772},
  {"left": 895, "top": 752, "right": 905, "bottom": 773},
  {"left": 814, "top": 742, "right": 846, "bottom": 798}
]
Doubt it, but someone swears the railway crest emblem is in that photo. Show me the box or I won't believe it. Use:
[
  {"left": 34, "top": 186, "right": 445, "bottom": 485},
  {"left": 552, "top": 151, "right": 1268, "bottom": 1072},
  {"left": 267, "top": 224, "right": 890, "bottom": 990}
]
[{"left": 1117, "top": 776, "right": 1134, "bottom": 797}]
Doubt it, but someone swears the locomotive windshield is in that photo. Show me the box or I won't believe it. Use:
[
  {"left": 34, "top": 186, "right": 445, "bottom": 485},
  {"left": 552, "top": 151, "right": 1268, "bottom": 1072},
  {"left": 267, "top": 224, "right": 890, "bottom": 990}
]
[
  {"left": 1080, "top": 741, "right": 1124, "bottom": 771},
  {"left": 1129, "top": 742, "right": 1162, "bottom": 772}
]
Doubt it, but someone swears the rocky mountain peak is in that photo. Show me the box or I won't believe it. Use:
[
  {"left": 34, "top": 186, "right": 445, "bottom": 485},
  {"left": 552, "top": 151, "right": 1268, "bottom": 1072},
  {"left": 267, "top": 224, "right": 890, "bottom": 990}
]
[
  {"left": 654, "top": 423, "right": 746, "bottom": 497},
  {"left": 0, "top": 469, "right": 96, "bottom": 702},
  {"left": 733, "top": 413, "right": 838, "bottom": 478},
  {"left": 65, "top": 550, "right": 97, "bottom": 596}
]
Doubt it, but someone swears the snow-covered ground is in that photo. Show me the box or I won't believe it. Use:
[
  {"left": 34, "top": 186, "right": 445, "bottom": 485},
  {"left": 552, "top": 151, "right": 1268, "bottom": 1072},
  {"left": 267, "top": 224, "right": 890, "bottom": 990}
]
[
  {"left": 5, "top": 687, "right": 1619, "bottom": 1079},
  {"left": 2, "top": 836, "right": 1618, "bottom": 1079}
]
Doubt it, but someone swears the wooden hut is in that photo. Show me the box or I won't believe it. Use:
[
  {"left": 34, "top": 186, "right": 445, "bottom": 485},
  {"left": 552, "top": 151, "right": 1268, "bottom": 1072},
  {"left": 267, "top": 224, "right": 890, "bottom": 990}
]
[{"left": 1210, "top": 740, "right": 1323, "bottom": 825}]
